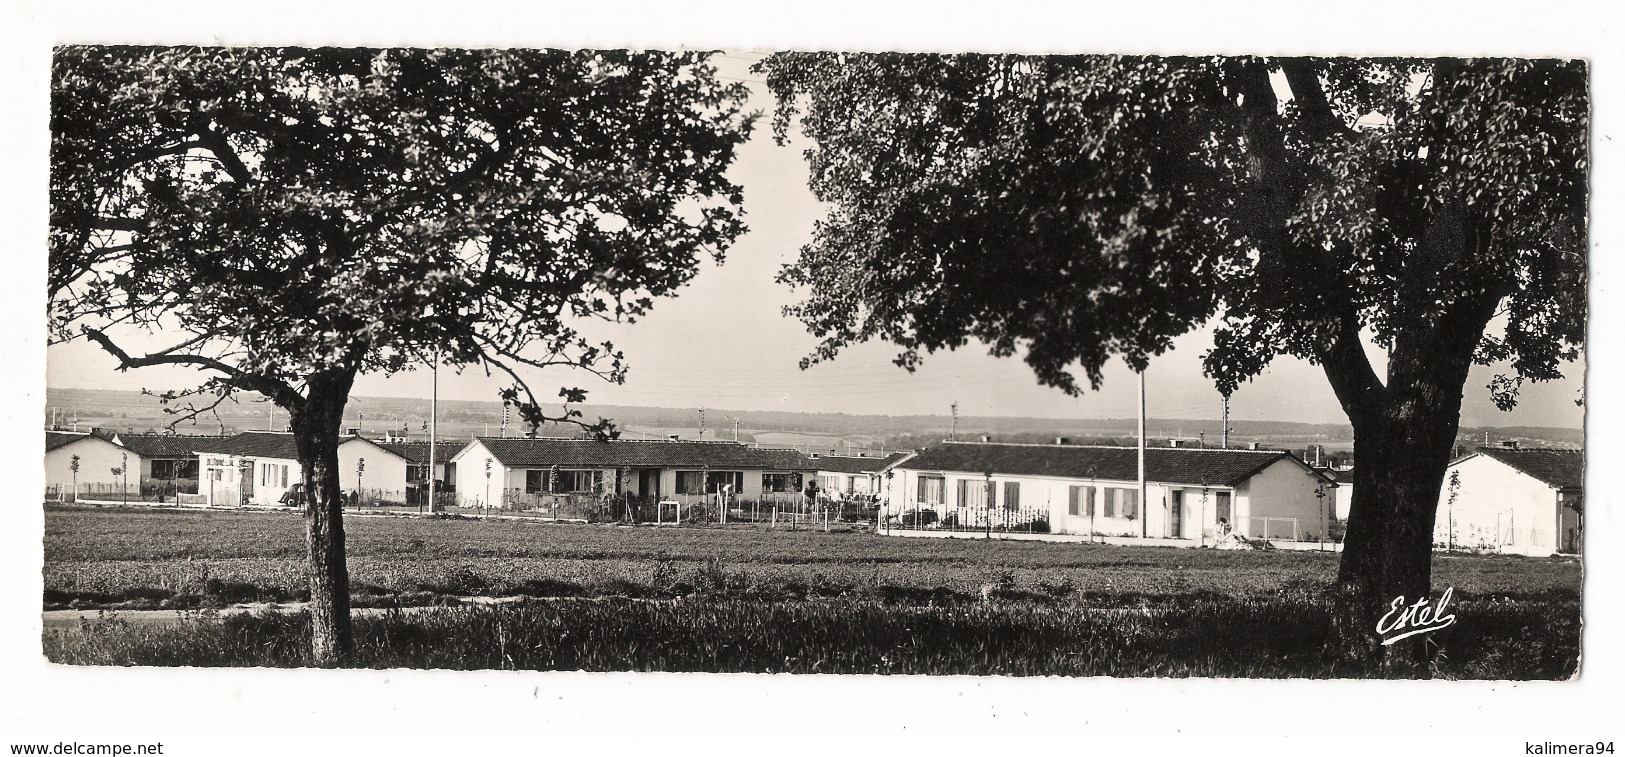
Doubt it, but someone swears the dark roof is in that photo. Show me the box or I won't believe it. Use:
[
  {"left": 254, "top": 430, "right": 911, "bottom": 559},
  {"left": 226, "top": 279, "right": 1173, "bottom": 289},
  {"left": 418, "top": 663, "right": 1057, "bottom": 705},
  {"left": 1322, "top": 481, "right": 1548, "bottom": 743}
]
[
  {"left": 194, "top": 432, "right": 302, "bottom": 460},
  {"left": 1472, "top": 447, "right": 1584, "bottom": 490},
  {"left": 896, "top": 442, "right": 1311, "bottom": 487},
  {"left": 813, "top": 454, "right": 905, "bottom": 474},
  {"left": 377, "top": 441, "right": 447, "bottom": 464},
  {"left": 45, "top": 430, "right": 124, "bottom": 453},
  {"left": 114, "top": 434, "right": 233, "bottom": 458},
  {"left": 47, "top": 431, "right": 95, "bottom": 453},
  {"left": 468, "top": 437, "right": 816, "bottom": 471}
]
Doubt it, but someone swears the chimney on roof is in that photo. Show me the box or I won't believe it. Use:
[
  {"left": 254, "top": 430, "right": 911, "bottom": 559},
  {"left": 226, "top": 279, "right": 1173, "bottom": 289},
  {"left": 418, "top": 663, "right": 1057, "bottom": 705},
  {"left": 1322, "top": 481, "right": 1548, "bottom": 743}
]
[
  {"left": 1501, "top": 440, "right": 1521, "bottom": 450},
  {"left": 668, "top": 434, "right": 680, "bottom": 442},
  {"left": 1168, "top": 439, "right": 1183, "bottom": 448},
  {"left": 1248, "top": 442, "right": 1261, "bottom": 450},
  {"left": 347, "top": 428, "right": 360, "bottom": 436},
  {"left": 1055, "top": 437, "right": 1069, "bottom": 445},
  {"left": 979, "top": 435, "right": 991, "bottom": 443},
  {"left": 524, "top": 431, "right": 536, "bottom": 439}
]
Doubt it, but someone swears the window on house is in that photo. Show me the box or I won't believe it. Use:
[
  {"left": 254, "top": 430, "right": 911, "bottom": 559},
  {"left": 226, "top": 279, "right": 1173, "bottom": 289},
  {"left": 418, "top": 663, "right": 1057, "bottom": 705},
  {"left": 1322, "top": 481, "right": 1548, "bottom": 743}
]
[
  {"left": 556, "top": 470, "right": 602, "bottom": 493},
  {"left": 706, "top": 471, "right": 745, "bottom": 494},
  {"left": 762, "top": 473, "right": 792, "bottom": 492},
  {"left": 1003, "top": 481, "right": 1020, "bottom": 510},
  {"left": 525, "top": 470, "right": 546, "bottom": 494},
  {"left": 957, "top": 479, "right": 989, "bottom": 508},
  {"left": 1067, "top": 485, "right": 1097, "bottom": 516},
  {"left": 1120, "top": 488, "right": 1139, "bottom": 519},
  {"left": 1215, "top": 491, "right": 1232, "bottom": 524},
  {"left": 407, "top": 465, "right": 424, "bottom": 483},
  {"left": 281, "top": 465, "right": 288, "bottom": 488},
  {"left": 918, "top": 475, "right": 945, "bottom": 504},
  {"left": 152, "top": 459, "right": 177, "bottom": 480},
  {"left": 676, "top": 471, "right": 705, "bottom": 494}
]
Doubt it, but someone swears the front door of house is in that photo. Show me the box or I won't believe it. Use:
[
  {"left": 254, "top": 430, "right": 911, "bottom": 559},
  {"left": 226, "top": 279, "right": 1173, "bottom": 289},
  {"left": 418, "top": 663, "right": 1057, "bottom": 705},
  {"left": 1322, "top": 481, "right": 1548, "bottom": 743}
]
[
  {"left": 1560, "top": 495, "right": 1582, "bottom": 553},
  {"left": 639, "top": 469, "right": 660, "bottom": 498},
  {"left": 1169, "top": 490, "right": 1184, "bottom": 538},
  {"left": 239, "top": 460, "right": 255, "bottom": 505}
]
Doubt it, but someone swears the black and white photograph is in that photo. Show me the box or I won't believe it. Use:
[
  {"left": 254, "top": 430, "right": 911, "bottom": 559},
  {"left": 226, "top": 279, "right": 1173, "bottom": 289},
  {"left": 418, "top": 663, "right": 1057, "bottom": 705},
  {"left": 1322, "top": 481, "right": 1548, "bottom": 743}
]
[{"left": 4, "top": 1, "right": 1621, "bottom": 754}]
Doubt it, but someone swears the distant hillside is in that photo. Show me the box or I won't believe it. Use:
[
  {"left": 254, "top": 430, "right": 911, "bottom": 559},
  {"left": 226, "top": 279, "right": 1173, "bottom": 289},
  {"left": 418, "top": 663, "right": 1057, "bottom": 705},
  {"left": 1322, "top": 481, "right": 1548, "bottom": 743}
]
[{"left": 43, "top": 387, "right": 1583, "bottom": 453}]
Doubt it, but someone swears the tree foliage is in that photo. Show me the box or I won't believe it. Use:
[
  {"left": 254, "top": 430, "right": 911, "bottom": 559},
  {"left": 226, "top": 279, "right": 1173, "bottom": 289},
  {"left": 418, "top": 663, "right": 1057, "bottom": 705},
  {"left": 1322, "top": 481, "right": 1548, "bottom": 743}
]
[
  {"left": 760, "top": 55, "right": 1585, "bottom": 406},
  {"left": 52, "top": 47, "right": 753, "bottom": 430},
  {"left": 50, "top": 47, "right": 755, "bottom": 663},
  {"left": 761, "top": 53, "right": 1587, "bottom": 662}
]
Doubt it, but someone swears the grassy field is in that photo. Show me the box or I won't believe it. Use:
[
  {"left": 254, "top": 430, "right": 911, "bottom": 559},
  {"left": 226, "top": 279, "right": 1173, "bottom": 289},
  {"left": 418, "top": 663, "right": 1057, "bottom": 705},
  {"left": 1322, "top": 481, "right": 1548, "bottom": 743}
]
[{"left": 41, "top": 504, "right": 1583, "bottom": 677}]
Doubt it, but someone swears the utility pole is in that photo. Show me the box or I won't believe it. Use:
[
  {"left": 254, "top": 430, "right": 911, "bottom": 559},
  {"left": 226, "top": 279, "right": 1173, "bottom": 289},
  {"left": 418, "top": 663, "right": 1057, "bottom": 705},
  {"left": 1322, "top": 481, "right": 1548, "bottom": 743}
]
[
  {"left": 1221, "top": 395, "right": 1230, "bottom": 449},
  {"left": 699, "top": 407, "right": 706, "bottom": 440},
  {"left": 1138, "top": 369, "right": 1147, "bottom": 539},
  {"left": 428, "top": 344, "right": 439, "bottom": 513},
  {"left": 950, "top": 402, "right": 959, "bottom": 441}
]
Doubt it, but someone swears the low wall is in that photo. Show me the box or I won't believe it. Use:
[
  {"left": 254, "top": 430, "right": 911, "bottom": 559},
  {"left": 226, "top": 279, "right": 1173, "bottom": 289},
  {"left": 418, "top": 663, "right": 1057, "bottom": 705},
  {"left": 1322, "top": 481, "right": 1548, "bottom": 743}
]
[{"left": 881, "top": 528, "right": 1345, "bottom": 552}]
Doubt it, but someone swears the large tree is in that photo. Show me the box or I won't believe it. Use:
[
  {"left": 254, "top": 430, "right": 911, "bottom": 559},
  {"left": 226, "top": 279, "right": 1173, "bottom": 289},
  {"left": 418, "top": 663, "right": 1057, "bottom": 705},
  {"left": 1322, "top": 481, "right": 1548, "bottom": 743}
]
[
  {"left": 759, "top": 54, "right": 1587, "bottom": 662},
  {"left": 50, "top": 47, "right": 753, "bottom": 664}
]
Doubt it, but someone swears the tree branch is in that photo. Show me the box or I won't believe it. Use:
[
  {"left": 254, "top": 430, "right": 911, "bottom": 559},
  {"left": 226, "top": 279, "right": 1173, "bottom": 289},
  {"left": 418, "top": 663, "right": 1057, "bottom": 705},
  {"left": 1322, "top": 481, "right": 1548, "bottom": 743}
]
[
  {"left": 194, "top": 128, "right": 253, "bottom": 184},
  {"left": 82, "top": 327, "right": 304, "bottom": 410},
  {"left": 1278, "top": 58, "right": 1359, "bottom": 142},
  {"left": 480, "top": 352, "right": 616, "bottom": 439},
  {"left": 1318, "top": 313, "right": 1387, "bottom": 423}
]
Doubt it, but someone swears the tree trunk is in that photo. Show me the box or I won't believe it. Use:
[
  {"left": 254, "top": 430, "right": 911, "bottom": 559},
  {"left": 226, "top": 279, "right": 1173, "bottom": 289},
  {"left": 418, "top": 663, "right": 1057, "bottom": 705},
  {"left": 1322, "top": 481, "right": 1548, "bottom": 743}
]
[
  {"left": 288, "top": 370, "right": 358, "bottom": 666},
  {"left": 1327, "top": 313, "right": 1489, "bottom": 670},
  {"left": 1331, "top": 409, "right": 1457, "bottom": 670}
]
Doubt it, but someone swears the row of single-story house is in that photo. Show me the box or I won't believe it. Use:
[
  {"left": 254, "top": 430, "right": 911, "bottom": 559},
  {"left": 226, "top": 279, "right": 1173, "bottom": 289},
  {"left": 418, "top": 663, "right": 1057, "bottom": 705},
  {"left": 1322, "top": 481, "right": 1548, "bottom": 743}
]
[
  {"left": 44, "top": 428, "right": 1584, "bottom": 554},
  {"left": 45, "top": 429, "right": 239, "bottom": 496},
  {"left": 190, "top": 433, "right": 459, "bottom": 507},
  {"left": 810, "top": 452, "right": 911, "bottom": 500},
  {"left": 43, "top": 428, "right": 457, "bottom": 506},
  {"left": 881, "top": 441, "right": 1338, "bottom": 541},
  {"left": 448, "top": 436, "right": 819, "bottom": 509}
]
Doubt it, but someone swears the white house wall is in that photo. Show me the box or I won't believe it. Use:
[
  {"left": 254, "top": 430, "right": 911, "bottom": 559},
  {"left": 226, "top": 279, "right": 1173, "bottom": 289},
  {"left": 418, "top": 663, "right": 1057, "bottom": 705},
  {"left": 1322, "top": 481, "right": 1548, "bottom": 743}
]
[
  {"left": 450, "top": 441, "right": 505, "bottom": 508},
  {"left": 1234, "top": 459, "right": 1331, "bottom": 541},
  {"left": 1435, "top": 455, "right": 1565, "bottom": 555},
  {"left": 338, "top": 439, "right": 409, "bottom": 495},
  {"left": 888, "top": 460, "right": 1327, "bottom": 542},
  {"left": 888, "top": 468, "right": 1175, "bottom": 538},
  {"left": 249, "top": 456, "right": 299, "bottom": 507},
  {"left": 44, "top": 437, "right": 134, "bottom": 490}
]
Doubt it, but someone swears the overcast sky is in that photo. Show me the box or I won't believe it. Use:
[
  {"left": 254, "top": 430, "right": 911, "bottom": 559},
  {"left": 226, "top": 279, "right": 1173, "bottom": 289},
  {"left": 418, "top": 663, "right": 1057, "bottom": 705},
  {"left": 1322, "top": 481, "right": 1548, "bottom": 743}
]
[{"left": 44, "top": 53, "right": 1587, "bottom": 429}]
